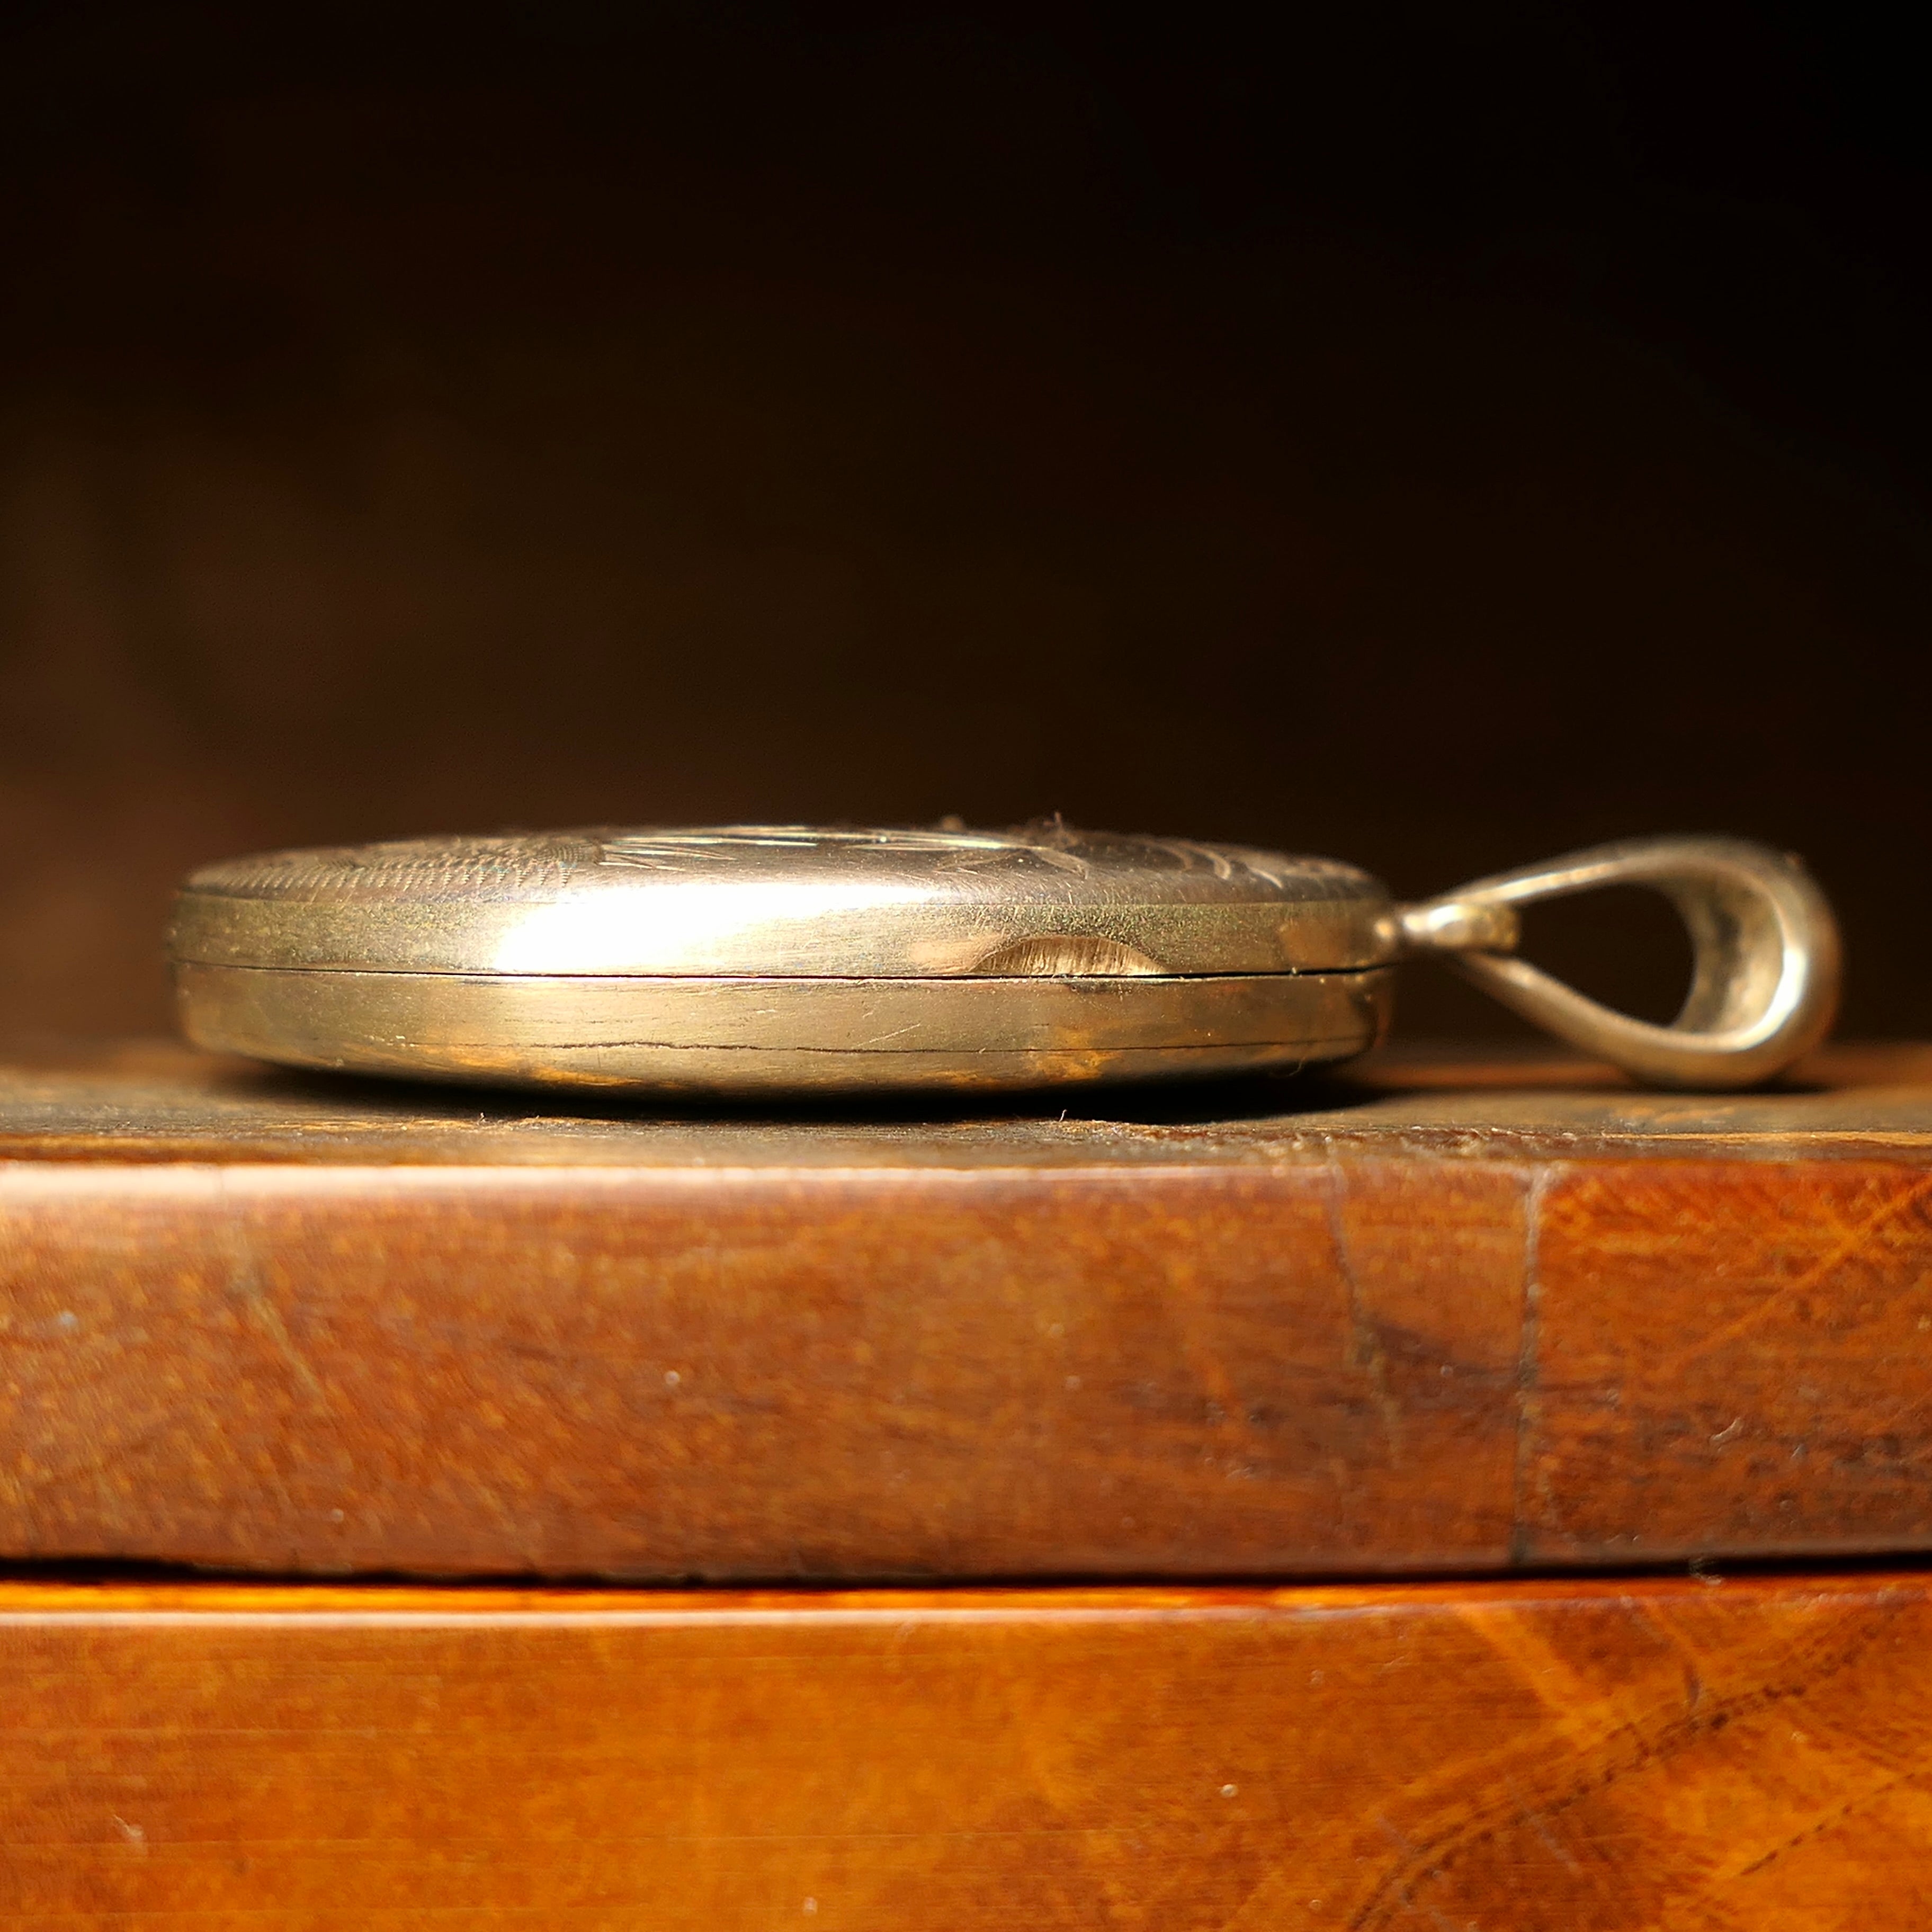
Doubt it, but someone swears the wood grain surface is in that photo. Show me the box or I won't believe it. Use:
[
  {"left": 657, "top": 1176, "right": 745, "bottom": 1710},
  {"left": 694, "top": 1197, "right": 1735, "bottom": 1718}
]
[
  {"left": 4, "top": 1572, "right": 1931, "bottom": 1928},
  {"left": 4, "top": 1042, "right": 1931, "bottom": 1578}
]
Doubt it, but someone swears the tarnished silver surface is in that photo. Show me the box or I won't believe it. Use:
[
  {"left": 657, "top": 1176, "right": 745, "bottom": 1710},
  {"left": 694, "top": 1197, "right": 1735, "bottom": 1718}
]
[
  {"left": 174, "top": 963, "right": 1393, "bottom": 1092},
  {"left": 173, "top": 825, "right": 1394, "bottom": 979},
  {"left": 169, "top": 824, "right": 1841, "bottom": 1094}
]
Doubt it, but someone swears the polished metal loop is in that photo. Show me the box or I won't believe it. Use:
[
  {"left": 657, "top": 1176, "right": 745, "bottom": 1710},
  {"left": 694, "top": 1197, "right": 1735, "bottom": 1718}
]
[{"left": 1397, "top": 837, "right": 1841, "bottom": 1089}]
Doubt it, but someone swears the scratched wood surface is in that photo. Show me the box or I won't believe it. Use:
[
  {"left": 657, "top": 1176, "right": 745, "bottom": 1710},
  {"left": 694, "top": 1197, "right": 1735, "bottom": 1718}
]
[
  {"left": 3, "top": 1041, "right": 1932, "bottom": 1578},
  {"left": 4, "top": 1573, "right": 1930, "bottom": 1929},
  {"left": 2, "top": 1036, "right": 1931, "bottom": 1165}
]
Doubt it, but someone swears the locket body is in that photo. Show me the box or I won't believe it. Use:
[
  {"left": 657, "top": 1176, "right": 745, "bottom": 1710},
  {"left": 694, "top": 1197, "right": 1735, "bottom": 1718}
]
[{"left": 169, "top": 823, "right": 1839, "bottom": 1094}]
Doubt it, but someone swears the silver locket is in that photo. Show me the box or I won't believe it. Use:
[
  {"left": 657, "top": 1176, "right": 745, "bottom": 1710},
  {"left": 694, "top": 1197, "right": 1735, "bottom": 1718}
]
[{"left": 169, "top": 827, "right": 1839, "bottom": 1095}]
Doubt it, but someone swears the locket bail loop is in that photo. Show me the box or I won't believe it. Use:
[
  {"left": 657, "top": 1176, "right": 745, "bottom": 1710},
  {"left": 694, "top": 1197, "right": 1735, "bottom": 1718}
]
[{"left": 1396, "top": 836, "right": 1841, "bottom": 1090}]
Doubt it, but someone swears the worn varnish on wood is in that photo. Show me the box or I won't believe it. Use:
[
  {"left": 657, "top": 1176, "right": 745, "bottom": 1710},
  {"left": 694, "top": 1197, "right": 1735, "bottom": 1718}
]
[
  {"left": 4, "top": 1572, "right": 1931, "bottom": 1929},
  {"left": 4, "top": 1041, "right": 1932, "bottom": 1579}
]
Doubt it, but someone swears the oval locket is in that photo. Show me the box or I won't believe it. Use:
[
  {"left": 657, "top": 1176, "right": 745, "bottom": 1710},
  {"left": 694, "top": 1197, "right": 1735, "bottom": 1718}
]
[{"left": 169, "top": 824, "right": 1839, "bottom": 1094}]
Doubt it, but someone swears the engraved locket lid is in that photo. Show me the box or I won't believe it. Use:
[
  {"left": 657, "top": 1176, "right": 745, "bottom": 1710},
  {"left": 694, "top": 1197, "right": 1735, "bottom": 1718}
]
[{"left": 170, "top": 823, "right": 1398, "bottom": 980}]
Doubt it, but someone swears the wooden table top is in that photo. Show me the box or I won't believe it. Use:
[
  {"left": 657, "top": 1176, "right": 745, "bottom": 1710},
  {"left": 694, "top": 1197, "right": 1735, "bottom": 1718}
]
[
  {"left": 7, "top": 1045, "right": 1932, "bottom": 1925},
  {"left": 3, "top": 1036, "right": 1931, "bottom": 1165},
  {"left": 3, "top": 1039, "right": 1930, "bottom": 1583}
]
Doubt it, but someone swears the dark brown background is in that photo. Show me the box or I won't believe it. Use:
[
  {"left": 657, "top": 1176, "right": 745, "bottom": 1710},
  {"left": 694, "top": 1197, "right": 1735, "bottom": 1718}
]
[{"left": 1, "top": 2, "right": 1926, "bottom": 1042}]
